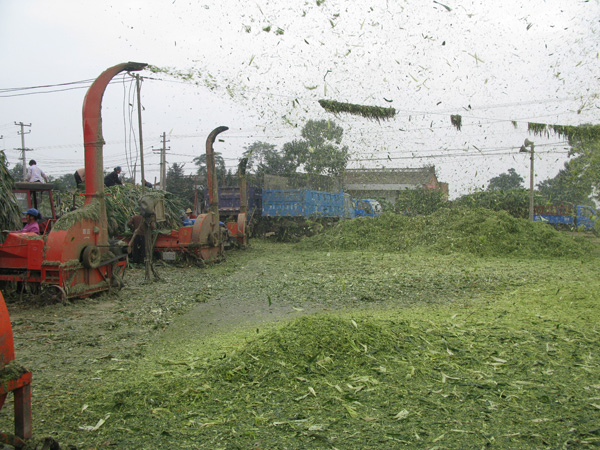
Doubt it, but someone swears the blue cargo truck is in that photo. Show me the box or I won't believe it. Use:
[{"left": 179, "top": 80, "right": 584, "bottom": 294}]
[
  {"left": 262, "top": 189, "right": 349, "bottom": 218},
  {"left": 204, "top": 186, "right": 262, "bottom": 219},
  {"left": 262, "top": 189, "right": 382, "bottom": 219},
  {"left": 533, "top": 204, "right": 597, "bottom": 231},
  {"left": 206, "top": 186, "right": 381, "bottom": 240},
  {"left": 206, "top": 186, "right": 381, "bottom": 220}
]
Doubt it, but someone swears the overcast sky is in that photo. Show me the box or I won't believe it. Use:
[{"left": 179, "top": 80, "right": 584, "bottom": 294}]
[{"left": 1, "top": 0, "right": 599, "bottom": 198}]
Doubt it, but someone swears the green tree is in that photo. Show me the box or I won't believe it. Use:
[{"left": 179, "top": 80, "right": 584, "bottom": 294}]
[
  {"left": 244, "top": 141, "right": 296, "bottom": 180},
  {"left": 224, "top": 168, "right": 236, "bottom": 186},
  {"left": 299, "top": 119, "right": 349, "bottom": 176},
  {"left": 49, "top": 173, "right": 76, "bottom": 191},
  {"left": 537, "top": 160, "right": 593, "bottom": 205},
  {"left": 487, "top": 168, "right": 524, "bottom": 191},
  {"left": 452, "top": 189, "right": 536, "bottom": 219},
  {"left": 166, "top": 163, "right": 195, "bottom": 207},
  {"left": 557, "top": 125, "right": 600, "bottom": 203},
  {"left": 275, "top": 120, "right": 349, "bottom": 177},
  {"left": 9, "top": 162, "right": 23, "bottom": 182},
  {"left": 281, "top": 139, "right": 310, "bottom": 174},
  {"left": 193, "top": 152, "right": 226, "bottom": 185}
]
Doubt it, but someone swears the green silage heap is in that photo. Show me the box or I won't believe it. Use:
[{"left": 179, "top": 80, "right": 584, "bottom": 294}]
[{"left": 298, "top": 208, "right": 597, "bottom": 258}]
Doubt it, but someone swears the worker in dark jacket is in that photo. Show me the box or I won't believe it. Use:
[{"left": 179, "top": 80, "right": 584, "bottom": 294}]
[
  {"left": 127, "top": 214, "right": 146, "bottom": 264},
  {"left": 74, "top": 167, "right": 85, "bottom": 187},
  {"left": 104, "top": 166, "right": 123, "bottom": 187}
]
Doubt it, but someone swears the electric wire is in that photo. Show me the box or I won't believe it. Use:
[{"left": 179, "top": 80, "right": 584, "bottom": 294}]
[
  {"left": 2, "top": 73, "right": 587, "bottom": 184},
  {"left": 3, "top": 73, "right": 595, "bottom": 124},
  {"left": 0, "top": 78, "right": 96, "bottom": 93},
  {"left": 0, "top": 79, "right": 126, "bottom": 98}
]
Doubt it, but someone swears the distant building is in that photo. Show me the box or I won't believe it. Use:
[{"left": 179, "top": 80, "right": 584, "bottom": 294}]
[{"left": 343, "top": 166, "right": 448, "bottom": 205}]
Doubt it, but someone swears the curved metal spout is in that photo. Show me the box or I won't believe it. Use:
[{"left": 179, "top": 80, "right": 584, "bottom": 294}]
[
  {"left": 82, "top": 62, "right": 147, "bottom": 204},
  {"left": 238, "top": 157, "right": 248, "bottom": 215},
  {"left": 206, "top": 126, "right": 228, "bottom": 215}
]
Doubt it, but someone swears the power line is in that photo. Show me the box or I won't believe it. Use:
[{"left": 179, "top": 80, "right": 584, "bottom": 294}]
[
  {"left": 349, "top": 140, "right": 569, "bottom": 157},
  {"left": 349, "top": 149, "right": 569, "bottom": 162},
  {"left": 144, "top": 75, "right": 597, "bottom": 117},
  {"left": 0, "top": 78, "right": 96, "bottom": 93},
  {"left": 0, "top": 78, "right": 129, "bottom": 98},
  {"left": 4, "top": 72, "right": 593, "bottom": 122}
]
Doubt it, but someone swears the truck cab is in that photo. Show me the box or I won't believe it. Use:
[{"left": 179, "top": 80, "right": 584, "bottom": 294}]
[
  {"left": 12, "top": 182, "right": 57, "bottom": 234},
  {"left": 533, "top": 204, "right": 597, "bottom": 231},
  {"left": 354, "top": 199, "right": 382, "bottom": 217},
  {"left": 575, "top": 205, "right": 597, "bottom": 231}
]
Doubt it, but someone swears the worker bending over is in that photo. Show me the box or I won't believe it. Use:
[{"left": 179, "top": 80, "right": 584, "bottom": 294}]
[{"left": 26, "top": 160, "right": 49, "bottom": 183}]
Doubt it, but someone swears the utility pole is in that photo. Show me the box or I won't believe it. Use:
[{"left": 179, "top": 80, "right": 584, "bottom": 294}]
[
  {"left": 135, "top": 74, "right": 145, "bottom": 192},
  {"left": 14, "top": 122, "right": 32, "bottom": 180},
  {"left": 153, "top": 132, "right": 169, "bottom": 190},
  {"left": 520, "top": 139, "right": 535, "bottom": 221}
]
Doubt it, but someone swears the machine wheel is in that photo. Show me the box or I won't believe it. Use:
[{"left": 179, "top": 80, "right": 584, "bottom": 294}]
[
  {"left": 41, "top": 285, "right": 67, "bottom": 304},
  {"left": 81, "top": 245, "right": 101, "bottom": 269}
]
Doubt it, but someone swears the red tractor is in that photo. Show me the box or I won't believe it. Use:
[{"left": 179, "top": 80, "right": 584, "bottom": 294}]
[
  {"left": 0, "top": 62, "right": 146, "bottom": 301},
  {"left": 152, "top": 126, "right": 227, "bottom": 264}
]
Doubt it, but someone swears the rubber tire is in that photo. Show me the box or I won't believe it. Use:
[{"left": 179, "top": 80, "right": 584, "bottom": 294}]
[{"left": 81, "top": 245, "right": 101, "bottom": 269}]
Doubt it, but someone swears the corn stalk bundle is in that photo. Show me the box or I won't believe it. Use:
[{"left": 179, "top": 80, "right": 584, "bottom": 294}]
[
  {"left": 54, "top": 185, "right": 185, "bottom": 237},
  {"left": 549, "top": 124, "right": 600, "bottom": 143},
  {"left": 318, "top": 99, "right": 396, "bottom": 122},
  {"left": 527, "top": 122, "right": 548, "bottom": 137},
  {"left": 0, "top": 151, "right": 23, "bottom": 240},
  {"left": 52, "top": 200, "right": 101, "bottom": 231}
]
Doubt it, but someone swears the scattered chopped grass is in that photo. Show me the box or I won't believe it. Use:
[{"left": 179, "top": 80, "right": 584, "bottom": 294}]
[
  {"left": 451, "top": 114, "right": 462, "bottom": 131},
  {"left": 53, "top": 264, "right": 600, "bottom": 449},
  {"left": 2, "top": 240, "right": 598, "bottom": 449}
]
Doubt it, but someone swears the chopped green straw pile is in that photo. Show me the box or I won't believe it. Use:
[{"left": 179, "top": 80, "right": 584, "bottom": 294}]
[
  {"left": 74, "top": 280, "right": 600, "bottom": 449},
  {"left": 298, "top": 208, "right": 597, "bottom": 258}
]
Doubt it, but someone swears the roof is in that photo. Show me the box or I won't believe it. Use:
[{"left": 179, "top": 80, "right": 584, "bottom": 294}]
[
  {"left": 343, "top": 167, "right": 438, "bottom": 187},
  {"left": 13, "top": 182, "right": 55, "bottom": 191}
]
